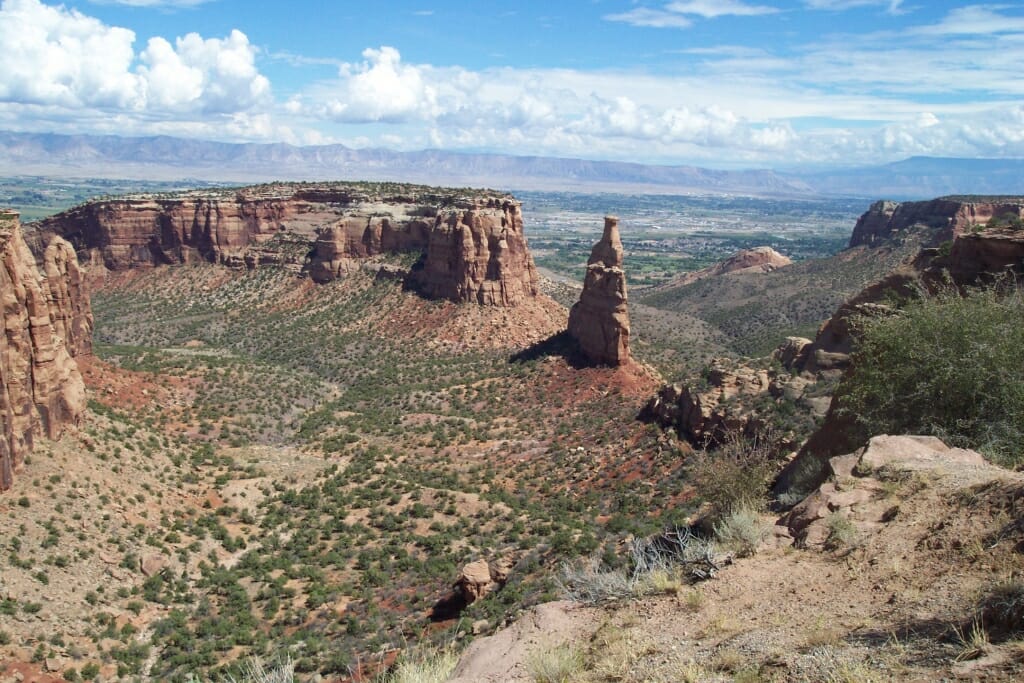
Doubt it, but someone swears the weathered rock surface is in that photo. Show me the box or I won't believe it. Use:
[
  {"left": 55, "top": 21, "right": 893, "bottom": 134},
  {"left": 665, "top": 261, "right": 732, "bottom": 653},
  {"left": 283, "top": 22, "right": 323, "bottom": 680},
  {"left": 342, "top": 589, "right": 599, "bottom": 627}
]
[
  {"left": 567, "top": 216, "right": 630, "bottom": 365},
  {"left": 782, "top": 435, "right": 987, "bottom": 549},
  {"left": 454, "top": 556, "right": 514, "bottom": 604},
  {"left": 33, "top": 183, "right": 542, "bottom": 307},
  {"left": 0, "top": 211, "right": 87, "bottom": 490},
  {"left": 849, "top": 197, "right": 1024, "bottom": 248},
  {"left": 645, "top": 358, "right": 770, "bottom": 445},
  {"left": 669, "top": 246, "right": 792, "bottom": 287},
  {"left": 412, "top": 199, "right": 541, "bottom": 306},
  {"left": 42, "top": 237, "right": 93, "bottom": 357}
]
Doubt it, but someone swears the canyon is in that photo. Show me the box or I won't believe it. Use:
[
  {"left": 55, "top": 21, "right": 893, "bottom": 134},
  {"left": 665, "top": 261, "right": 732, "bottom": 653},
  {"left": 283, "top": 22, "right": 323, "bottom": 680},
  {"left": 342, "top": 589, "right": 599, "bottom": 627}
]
[{"left": 0, "top": 186, "right": 1022, "bottom": 682}]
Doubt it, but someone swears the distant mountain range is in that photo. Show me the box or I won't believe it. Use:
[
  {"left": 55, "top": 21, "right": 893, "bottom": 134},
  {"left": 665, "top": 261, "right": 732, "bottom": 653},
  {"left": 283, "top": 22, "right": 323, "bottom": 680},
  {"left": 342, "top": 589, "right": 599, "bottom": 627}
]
[{"left": 1, "top": 131, "right": 1021, "bottom": 199}]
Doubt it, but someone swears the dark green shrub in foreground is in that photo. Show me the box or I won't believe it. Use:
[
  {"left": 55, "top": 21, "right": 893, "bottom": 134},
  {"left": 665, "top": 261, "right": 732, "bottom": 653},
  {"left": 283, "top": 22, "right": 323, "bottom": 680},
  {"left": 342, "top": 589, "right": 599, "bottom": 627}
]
[{"left": 835, "top": 284, "right": 1024, "bottom": 467}]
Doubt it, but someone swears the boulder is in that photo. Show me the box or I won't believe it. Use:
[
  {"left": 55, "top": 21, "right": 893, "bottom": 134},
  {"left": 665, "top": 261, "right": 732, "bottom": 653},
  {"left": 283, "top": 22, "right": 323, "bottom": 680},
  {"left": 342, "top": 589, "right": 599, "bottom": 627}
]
[{"left": 454, "top": 557, "right": 514, "bottom": 604}]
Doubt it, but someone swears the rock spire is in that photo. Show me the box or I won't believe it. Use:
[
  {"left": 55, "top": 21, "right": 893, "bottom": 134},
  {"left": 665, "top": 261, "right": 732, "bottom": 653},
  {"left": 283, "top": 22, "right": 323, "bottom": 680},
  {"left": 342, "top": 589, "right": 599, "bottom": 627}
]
[{"left": 568, "top": 216, "right": 631, "bottom": 366}]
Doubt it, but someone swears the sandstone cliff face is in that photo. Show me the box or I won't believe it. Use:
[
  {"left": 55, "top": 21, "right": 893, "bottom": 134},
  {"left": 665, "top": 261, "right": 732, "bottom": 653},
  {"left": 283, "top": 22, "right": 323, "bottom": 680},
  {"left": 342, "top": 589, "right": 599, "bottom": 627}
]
[
  {"left": 849, "top": 197, "right": 1024, "bottom": 248},
  {"left": 33, "top": 194, "right": 294, "bottom": 270},
  {"left": 0, "top": 211, "right": 87, "bottom": 490},
  {"left": 35, "top": 184, "right": 542, "bottom": 308},
  {"left": 669, "top": 246, "right": 792, "bottom": 287},
  {"left": 411, "top": 199, "right": 541, "bottom": 306},
  {"left": 567, "top": 217, "right": 630, "bottom": 366},
  {"left": 42, "top": 237, "right": 93, "bottom": 357}
]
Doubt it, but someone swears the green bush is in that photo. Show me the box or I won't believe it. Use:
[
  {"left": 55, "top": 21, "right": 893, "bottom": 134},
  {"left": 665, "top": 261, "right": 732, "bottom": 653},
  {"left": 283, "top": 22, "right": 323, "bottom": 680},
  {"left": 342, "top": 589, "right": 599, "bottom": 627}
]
[
  {"left": 835, "top": 284, "right": 1024, "bottom": 467},
  {"left": 689, "top": 431, "right": 775, "bottom": 518}
]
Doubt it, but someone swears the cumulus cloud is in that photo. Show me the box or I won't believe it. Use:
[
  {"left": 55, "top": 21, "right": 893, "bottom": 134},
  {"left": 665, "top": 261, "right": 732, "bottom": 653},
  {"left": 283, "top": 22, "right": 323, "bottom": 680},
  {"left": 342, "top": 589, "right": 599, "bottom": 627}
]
[
  {"left": 0, "top": 0, "right": 269, "bottom": 119},
  {"left": 138, "top": 30, "right": 270, "bottom": 112}
]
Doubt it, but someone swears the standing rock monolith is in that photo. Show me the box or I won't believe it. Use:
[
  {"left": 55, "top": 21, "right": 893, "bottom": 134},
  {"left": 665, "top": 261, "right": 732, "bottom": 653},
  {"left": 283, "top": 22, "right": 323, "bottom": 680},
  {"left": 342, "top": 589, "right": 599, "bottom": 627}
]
[{"left": 568, "top": 216, "right": 630, "bottom": 366}]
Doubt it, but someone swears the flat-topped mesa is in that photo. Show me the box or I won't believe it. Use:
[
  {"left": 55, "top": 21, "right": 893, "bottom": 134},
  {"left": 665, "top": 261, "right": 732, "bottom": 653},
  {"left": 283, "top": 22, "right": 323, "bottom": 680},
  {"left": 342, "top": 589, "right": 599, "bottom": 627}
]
[
  {"left": 32, "top": 183, "right": 542, "bottom": 307},
  {"left": 411, "top": 198, "right": 541, "bottom": 306},
  {"left": 0, "top": 211, "right": 88, "bottom": 491},
  {"left": 567, "top": 216, "right": 631, "bottom": 366},
  {"left": 849, "top": 197, "right": 1024, "bottom": 248}
]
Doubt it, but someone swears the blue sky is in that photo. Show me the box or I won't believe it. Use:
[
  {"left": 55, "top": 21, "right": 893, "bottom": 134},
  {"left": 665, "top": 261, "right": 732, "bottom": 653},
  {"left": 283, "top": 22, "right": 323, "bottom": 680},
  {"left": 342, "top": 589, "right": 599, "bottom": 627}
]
[{"left": 0, "top": 0, "right": 1022, "bottom": 168}]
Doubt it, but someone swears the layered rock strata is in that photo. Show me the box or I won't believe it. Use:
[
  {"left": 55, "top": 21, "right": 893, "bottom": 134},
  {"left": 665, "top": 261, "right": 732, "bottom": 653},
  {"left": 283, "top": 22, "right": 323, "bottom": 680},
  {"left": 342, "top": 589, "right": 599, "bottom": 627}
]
[
  {"left": 0, "top": 211, "right": 88, "bottom": 490},
  {"left": 412, "top": 199, "right": 540, "bottom": 306},
  {"left": 849, "top": 197, "right": 1024, "bottom": 248},
  {"left": 567, "top": 216, "right": 631, "bottom": 365},
  {"left": 33, "top": 184, "right": 542, "bottom": 307}
]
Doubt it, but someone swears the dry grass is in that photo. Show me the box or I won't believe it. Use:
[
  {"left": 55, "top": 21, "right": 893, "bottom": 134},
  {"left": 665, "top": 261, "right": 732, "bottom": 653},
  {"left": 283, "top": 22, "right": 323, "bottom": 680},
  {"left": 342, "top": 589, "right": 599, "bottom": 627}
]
[{"left": 526, "top": 643, "right": 583, "bottom": 683}]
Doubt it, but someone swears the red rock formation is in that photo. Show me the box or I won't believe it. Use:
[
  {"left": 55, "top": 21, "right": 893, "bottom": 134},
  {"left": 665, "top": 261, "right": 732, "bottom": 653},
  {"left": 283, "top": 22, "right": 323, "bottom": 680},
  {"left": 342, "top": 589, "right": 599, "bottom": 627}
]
[
  {"left": 42, "top": 237, "right": 93, "bottom": 357},
  {"left": 848, "top": 197, "right": 1024, "bottom": 248},
  {"left": 412, "top": 199, "right": 541, "bottom": 306},
  {"left": 32, "top": 194, "right": 293, "bottom": 269},
  {"left": 645, "top": 359, "right": 770, "bottom": 445},
  {"left": 567, "top": 216, "right": 630, "bottom": 365},
  {"left": 0, "top": 211, "right": 87, "bottom": 490},
  {"left": 667, "top": 246, "right": 792, "bottom": 288},
  {"left": 34, "top": 184, "right": 542, "bottom": 308}
]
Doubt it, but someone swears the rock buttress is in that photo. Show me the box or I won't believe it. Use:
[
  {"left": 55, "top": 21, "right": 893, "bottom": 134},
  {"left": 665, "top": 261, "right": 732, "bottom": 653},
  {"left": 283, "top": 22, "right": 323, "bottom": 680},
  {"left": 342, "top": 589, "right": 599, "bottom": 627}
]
[{"left": 0, "top": 211, "right": 87, "bottom": 490}]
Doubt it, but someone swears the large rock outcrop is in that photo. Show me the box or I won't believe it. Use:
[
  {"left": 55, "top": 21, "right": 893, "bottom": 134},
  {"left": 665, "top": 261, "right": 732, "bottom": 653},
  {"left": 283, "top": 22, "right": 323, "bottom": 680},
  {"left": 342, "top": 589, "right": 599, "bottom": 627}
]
[
  {"left": 33, "top": 183, "right": 542, "bottom": 307},
  {"left": 645, "top": 359, "right": 770, "bottom": 445},
  {"left": 849, "top": 197, "right": 1024, "bottom": 248},
  {"left": 777, "top": 200, "right": 1024, "bottom": 497},
  {"left": 411, "top": 199, "right": 541, "bottom": 306},
  {"left": 0, "top": 211, "right": 88, "bottom": 490},
  {"left": 567, "top": 216, "right": 630, "bottom": 365},
  {"left": 42, "top": 237, "right": 93, "bottom": 357}
]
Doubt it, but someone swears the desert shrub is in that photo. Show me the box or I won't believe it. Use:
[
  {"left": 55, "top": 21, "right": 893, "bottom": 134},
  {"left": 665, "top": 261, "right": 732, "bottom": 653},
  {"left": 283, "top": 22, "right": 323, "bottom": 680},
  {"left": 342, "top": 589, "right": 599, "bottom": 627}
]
[
  {"left": 713, "top": 507, "right": 769, "bottom": 557},
  {"left": 690, "top": 431, "right": 775, "bottom": 518},
  {"left": 525, "top": 643, "right": 582, "bottom": 683},
  {"left": 379, "top": 645, "right": 458, "bottom": 683},
  {"left": 835, "top": 284, "right": 1024, "bottom": 467},
  {"left": 823, "top": 512, "right": 857, "bottom": 550},
  {"left": 977, "top": 580, "right": 1024, "bottom": 637}
]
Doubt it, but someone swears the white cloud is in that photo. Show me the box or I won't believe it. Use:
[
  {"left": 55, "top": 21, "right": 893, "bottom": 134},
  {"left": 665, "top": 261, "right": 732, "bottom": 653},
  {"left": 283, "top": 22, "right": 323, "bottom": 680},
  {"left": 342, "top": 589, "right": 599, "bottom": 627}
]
[
  {"left": 911, "top": 5, "right": 1024, "bottom": 35},
  {"left": 0, "top": 0, "right": 141, "bottom": 108},
  {"left": 315, "top": 46, "right": 440, "bottom": 123},
  {"left": 803, "top": 0, "right": 905, "bottom": 12},
  {"left": 603, "top": 7, "right": 693, "bottom": 28},
  {"left": 0, "top": 0, "right": 270, "bottom": 120},
  {"left": 665, "top": 1, "right": 778, "bottom": 18},
  {"left": 605, "top": 0, "right": 776, "bottom": 27},
  {"left": 138, "top": 30, "right": 270, "bottom": 113}
]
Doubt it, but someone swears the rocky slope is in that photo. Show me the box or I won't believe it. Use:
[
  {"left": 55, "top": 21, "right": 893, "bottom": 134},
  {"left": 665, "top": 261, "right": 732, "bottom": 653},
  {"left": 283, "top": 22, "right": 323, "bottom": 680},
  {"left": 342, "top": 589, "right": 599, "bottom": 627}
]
[
  {"left": 31, "top": 183, "right": 543, "bottom": 307},
  {"left": 655, "top": 246, "right": 792, "bottom": 290},
  {"left": 567, "top": 216, "right": 631, "bottom": 366},
  {"left": 0, "top": 211, "right": 89, "bottom": 490},
  {"left": 452, "top": 434, "right": 1024, "bottom": 682},
  {"left": 777, "top": 210, "right": 1024, "bottom": 496},
  {"left": 849, "top": 196, "right": 1024, "bottom": 248}
]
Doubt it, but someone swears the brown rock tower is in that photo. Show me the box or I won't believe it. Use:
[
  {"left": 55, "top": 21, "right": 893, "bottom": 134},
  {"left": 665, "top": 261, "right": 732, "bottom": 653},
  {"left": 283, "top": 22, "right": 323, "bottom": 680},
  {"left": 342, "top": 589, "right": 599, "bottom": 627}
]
[{"left": 568, "top": 216, "right": 631, "bottom": 366}]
